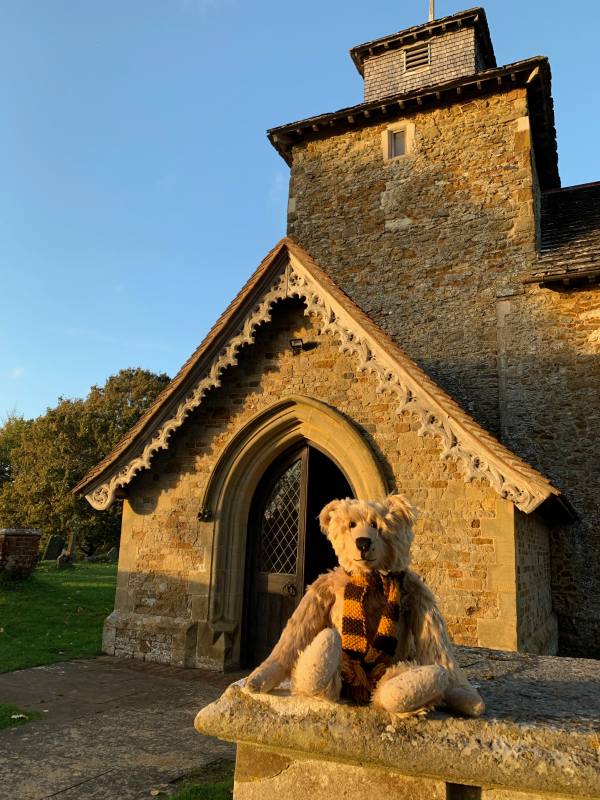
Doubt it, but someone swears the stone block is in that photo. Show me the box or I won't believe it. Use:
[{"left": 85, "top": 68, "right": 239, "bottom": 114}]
[
  {"left": 195, "top": 649, "right": 600, "bottom": 800},
  {"left": 234, "top": 743, "right": 446, "bottom": 800}
]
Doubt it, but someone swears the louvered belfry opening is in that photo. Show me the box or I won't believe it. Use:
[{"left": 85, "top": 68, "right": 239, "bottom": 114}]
[
  {"left": 243, "top": 444, "right": 353, "bottom": 667},
  {"left": 404, "top": 42, "right": 430, "bottom": 71}
]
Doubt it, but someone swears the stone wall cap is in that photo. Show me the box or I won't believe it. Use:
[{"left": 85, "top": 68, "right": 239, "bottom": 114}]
[
  {"left": 0, "top": 528, "right": 42, "bottom": 536},
  {"left": 195, "top": 647, "right": 600, "bottom": 797}
]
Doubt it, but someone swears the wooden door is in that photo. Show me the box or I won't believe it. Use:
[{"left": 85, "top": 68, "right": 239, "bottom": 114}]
[{"left": 243, "top": 445, "right": 353, "bottom": 667}]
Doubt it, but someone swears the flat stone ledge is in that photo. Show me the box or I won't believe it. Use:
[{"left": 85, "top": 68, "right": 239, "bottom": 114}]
[{"left": 195, "top": 648, "right": 600, "bottom": 798}]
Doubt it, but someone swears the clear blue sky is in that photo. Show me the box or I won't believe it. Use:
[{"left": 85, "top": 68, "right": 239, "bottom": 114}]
[{"left": 1, "top": 0, "right": 598, "bottom": 420}]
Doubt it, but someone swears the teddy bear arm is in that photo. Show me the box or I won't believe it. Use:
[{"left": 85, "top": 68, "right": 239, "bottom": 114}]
[{"left": 246, "top": 573, "right": 335, "bottom": 693}]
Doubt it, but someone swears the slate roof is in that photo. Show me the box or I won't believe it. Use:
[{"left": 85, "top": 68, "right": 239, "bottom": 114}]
[
  {"left": 73, "top": 238, "right": 570, "bottom": 518},
  {"left": 526, "top": 182, "right": 600, "bottom": 285}
]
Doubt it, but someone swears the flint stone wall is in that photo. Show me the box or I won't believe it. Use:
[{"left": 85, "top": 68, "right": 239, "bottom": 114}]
[
  {"left": 194, "top": 648, "right": 600, "bottom": 800},
  {"left": 109, "top": 301, "right": 553, "bottom": 668},
  {"left": 285, "top": 86, "right": 599, "bottom": 656}
]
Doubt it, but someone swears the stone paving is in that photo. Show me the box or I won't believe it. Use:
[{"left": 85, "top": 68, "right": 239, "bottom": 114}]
[{"left": 0, "top": 656, "right": 244, "bottom": 800}]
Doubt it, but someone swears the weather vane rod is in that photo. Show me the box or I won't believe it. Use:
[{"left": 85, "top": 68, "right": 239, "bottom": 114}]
[{"left": 429, "top": 0, "right": 435, "bottom": 21}]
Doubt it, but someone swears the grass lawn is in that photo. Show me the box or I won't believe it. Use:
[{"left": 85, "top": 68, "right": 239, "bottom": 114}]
[
  {"left": 0, "top": 702, "right": 43, "bottom": 730},
  {"left": 0, "top": 562, "right": 117, "bottom": 673},
  {"left": 169, "top": 761, "right": 234, "bottom": 800}
]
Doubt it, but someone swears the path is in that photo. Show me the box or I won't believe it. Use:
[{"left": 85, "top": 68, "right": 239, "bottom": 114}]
[{"left": 0, "top": 656, "right": 243, "bottom": 800}]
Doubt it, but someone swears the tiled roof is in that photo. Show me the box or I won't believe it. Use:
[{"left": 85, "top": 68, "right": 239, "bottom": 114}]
[{"left": 528, "top": 182, "right": 600, "bottom": 285}]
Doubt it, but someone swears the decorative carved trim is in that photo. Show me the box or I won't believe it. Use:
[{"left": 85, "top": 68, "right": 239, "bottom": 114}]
[{"left": 86, "top": 257, "right": 547, "bottom": 513}]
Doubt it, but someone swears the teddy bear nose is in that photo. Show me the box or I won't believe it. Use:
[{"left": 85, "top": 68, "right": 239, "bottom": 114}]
[{"left": 355, "top": 537, "right": 372, "bottom": 555}]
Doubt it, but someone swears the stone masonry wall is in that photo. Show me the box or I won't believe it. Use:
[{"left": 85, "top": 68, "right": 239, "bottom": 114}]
[
  {"left": 287, "top": 87, "right": 535, "bottom": 439},
  {"left": 112, "top": 300, "right": 533, "bottom": 666},
  {"left": 363, "top": 28, "right": 478, "bottom": 102},
  {"left": 514, "top": 510, "right": 557, "bottom": 654},
  {"left": 499, "top": 284, "right": 600, "bottom": 656},
  {"left": 285, "top": 86, "right": 600, "bottom": 655}
]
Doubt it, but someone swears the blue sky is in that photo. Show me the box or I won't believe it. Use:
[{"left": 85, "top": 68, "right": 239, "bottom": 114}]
[{"left": 1, "top": 0, "right": 598, "bottom": 420}]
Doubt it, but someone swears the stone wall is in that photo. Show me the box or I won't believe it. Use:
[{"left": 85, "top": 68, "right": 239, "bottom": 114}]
[
  {"left": 0, "top": 528, "right": 41, "bottom": 577},
  {"left": 285, "top": 84, "right": 598, "bottom": 656},
  {"left": 363, "top": 28, "right": 479, "bottom": 102},
  {"left": 287, "top": 87, "right": 535, "bottom": 439},
  {"left": 499, "top": 283, "right": 600, "bottom": 655},
  {"left": 515, "top": 510, "right": 557, "bottom": 654},
  {"left": 110, "top": 300, "right": 541, "bottom": 667}
]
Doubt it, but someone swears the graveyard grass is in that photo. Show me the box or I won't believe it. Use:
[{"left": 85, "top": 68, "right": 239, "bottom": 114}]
[
  {"left": 0, "top": 562, "right": 117, "bottom": 673},
  {"left": 0, "top": 702, "right": 43, "bottom": 730},
  {"left": 169, "top": 761, "right": 234, "bottom": 800}
]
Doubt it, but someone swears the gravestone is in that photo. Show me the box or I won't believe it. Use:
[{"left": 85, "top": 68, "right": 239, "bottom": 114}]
[
  {"left": 56, "top": 549, "right": 73, "bottom": 569},
  {"left": 43, "top": 534, "right": 65, "bottom": 561}
]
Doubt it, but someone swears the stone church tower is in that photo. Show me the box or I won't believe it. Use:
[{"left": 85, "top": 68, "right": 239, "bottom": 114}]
[
  {"left": 76, "top": 8, "right": 599, "bottom": 665},
  {"left": 270, "top": 7, "right": 599, "bottom": 657}
]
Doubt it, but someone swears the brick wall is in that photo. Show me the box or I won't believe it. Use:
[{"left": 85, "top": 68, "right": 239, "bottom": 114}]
[
  {"left": 110, "top": 300, "right": 540, "bottom": 667},
  {"left": 363, "top": 28, "right": 478, "bottom": 101},
  {"left": 0, "top": 528, "right": 41, "bottom": 577}
]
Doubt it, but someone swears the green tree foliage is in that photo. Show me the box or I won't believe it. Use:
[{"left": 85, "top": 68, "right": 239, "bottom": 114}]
[{"left": 0, "top": 368, "right": 170, "bottom": 554}]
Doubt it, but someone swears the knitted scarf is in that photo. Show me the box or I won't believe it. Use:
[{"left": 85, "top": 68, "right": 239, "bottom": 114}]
[{"left": 340, "top": 571, "right": 403, "bottom": 704}]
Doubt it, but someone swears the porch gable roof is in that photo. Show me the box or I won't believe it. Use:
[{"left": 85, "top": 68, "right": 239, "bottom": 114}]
[{"left": 73, "top": 238, "right": 567, "bottom": 517}]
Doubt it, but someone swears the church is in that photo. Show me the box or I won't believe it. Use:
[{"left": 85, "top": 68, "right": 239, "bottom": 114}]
[{"left": 74, "top": 7, "right": 600, "bottom": 668}]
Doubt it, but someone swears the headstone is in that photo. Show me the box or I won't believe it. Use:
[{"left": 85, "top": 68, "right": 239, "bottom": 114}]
[
  {"left": 42, "top": 534, "right": 65, "bottom": 561},
  {"left": 105, "top": 547, "right": 118, "bottom": 563},
  {"left": 56, "top": 549, "right": 73, "bottom": 569}
]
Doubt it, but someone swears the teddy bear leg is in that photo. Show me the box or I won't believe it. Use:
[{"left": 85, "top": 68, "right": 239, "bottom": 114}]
[
  {"left": 372, "top": 663, "right": 449, "bottom": 715},
  {"left": 292, "top": 628, "right": 342, "bottom": 700},
  {"left": 443, "top": 686, "right": 485, "bottom": 717}
]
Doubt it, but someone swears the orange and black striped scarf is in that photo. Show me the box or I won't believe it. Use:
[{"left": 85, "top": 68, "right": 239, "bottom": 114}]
[{"left": 341, "top": 571, "right": 403, "bottom": 704}]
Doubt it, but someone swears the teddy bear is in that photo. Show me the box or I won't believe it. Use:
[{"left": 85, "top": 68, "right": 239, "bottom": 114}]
[{"left": 245, "top": 494, "right": 485, "bottom": 718}]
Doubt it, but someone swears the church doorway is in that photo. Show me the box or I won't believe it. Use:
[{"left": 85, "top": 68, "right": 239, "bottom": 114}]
[{"left": 242, "top": 444, "right": 353, "bottom": 667}]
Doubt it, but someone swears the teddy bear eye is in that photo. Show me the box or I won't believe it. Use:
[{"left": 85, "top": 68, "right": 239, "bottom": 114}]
[{"left": 349, "top": 521, "right": 356, "bottom": 529}]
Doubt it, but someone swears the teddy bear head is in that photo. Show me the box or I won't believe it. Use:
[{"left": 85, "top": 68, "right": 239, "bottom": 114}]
[{"left": 318, "top": 494, "right": 415, "bottom": 575}]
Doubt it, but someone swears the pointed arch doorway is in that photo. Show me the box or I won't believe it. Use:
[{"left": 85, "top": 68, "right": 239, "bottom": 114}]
[
  {"left": 201, "top": 396, "right": 388, "bottom": 669},
  {"left": 242, "top": 444, "right": 353, "bottom": 667}
]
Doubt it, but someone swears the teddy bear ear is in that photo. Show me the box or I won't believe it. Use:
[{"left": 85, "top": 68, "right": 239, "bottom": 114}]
[
  {"left": 383, "top": 493, "right": 416, "bottom": 524},
  {"left": 319, "top": 499, "right": 342, "bottom": 533}
]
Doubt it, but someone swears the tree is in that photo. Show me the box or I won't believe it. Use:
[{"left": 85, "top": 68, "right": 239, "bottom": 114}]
[{"left": 0, "top": 368, "right": 170, "bottom": 554}]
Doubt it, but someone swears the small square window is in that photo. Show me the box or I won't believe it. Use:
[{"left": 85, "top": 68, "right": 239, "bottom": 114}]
[
  {"left": 382, "top": 121, "right": 415, "bottom": 161},
  {"left": 391, "top": 130, "right": 406, "bottom": 158}
]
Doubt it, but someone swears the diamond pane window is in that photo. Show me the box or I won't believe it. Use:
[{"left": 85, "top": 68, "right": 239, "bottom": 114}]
[{"left": 259, "top": 459, "right": 301, "bottom": 574}]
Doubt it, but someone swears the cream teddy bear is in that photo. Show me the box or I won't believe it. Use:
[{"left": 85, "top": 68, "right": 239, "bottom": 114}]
[{"left": 246, "top": 494, "right": 485, "bottom": 717}]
